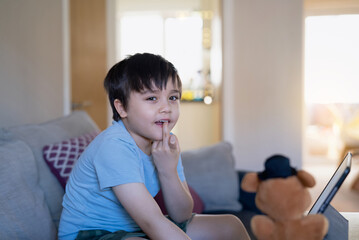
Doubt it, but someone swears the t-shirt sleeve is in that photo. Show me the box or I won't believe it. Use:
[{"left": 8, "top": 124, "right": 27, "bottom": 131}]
[
  {"left": 93, "top": 138, "right": 143, "bottom": 190},
  {"left": 177, "top": 154, "right": 186, "bottom": 182}
]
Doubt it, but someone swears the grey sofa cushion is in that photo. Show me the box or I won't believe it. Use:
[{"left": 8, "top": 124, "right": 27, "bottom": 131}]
[
  {"left": 0, "top": 111, "right": 100, "bottom": 227},
  {"left": 181, "top": 141, "right": 242, "bottom": 212},
  {"left": 0, "top": 140, "right": 57, "bottom": 239}
]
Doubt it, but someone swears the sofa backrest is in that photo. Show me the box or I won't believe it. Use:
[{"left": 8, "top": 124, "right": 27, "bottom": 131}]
[
  {"left": 0, "top": 111, "right": 100, "bottom": 231},
  {"left": 181, "top": 141, "right": 242, "bottom": 212},
  {"left": 0, "top": 139, "right": 58, "bottom": 239}
]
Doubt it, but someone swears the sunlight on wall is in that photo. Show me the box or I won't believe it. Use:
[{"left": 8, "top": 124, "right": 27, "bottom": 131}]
[{"left": 305, "top": 15, "right": 359, "bottom": 104}]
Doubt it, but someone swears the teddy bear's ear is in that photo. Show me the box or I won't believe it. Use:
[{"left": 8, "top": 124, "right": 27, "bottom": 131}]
[
  {"left": 297, "top": 170, "right": 316, "bottom": 188},
  {"left": 241, "top": 173, "right": 260, "bottom": 192}
]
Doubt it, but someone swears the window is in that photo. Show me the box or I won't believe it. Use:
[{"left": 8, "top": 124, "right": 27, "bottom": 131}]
[
  {"left": 117, "top": 10, "right": 218, "bottom": 103},
  {"left": 119, "top": 14, "right": 164, "bottom": 59}
]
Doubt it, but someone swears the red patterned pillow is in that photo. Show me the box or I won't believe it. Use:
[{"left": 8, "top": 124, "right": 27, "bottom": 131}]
[
  {"left": 154, "top": 185, "right": 205, "bottom": 214},
  {"left": 42, "top": 131, "right": 98, "bottom": 189}
]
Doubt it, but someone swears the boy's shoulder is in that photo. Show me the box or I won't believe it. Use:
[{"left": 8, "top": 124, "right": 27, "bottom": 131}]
[
  {"left": 81, "top": 123, "right": 140, "bottom": 166},
  {"left": 93, "top": 121, "right": 137, "bottom": 150}
]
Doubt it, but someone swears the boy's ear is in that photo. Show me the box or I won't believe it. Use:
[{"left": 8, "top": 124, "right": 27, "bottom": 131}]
[{"left": 114, "top": 99, "right": 127, "bottom": 118}]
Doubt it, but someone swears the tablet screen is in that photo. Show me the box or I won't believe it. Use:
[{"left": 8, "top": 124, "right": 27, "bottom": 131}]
[{"left": 308, "top": 152, "right": 352, "bottom": 214}]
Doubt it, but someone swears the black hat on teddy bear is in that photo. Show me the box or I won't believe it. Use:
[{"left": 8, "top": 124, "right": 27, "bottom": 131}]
[{"left": 258, "top": 155, "right": 297, "bottom": 180}]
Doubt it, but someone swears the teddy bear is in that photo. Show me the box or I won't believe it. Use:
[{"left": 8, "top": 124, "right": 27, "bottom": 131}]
[{"left": 241, "top": 155, "right": 329, "bottom": 240}]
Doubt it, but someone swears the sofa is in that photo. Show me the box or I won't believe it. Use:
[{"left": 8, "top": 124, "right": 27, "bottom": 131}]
[{"left": 0, "top": 111, "right": 258, "bottom": 239}]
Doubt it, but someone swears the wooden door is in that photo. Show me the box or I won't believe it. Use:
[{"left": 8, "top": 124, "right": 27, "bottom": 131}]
[{"left": 70, "top": 0, "right": 108, "bottom": 130}]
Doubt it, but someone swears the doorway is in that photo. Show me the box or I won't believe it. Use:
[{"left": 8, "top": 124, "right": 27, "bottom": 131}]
[
  {"left": 110, "top": 0, "right": 223, "bottom": 151},
  {"left": 304, "top": 14, "right": 359, "bottom": 165},
  {"left": 303, "top": 13, "right": 359, "bottom": 212}
]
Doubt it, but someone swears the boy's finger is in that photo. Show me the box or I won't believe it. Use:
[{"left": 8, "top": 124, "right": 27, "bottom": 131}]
[
  {"left": 169, "top": 134, "right": 178, "bottom": 150},
  {"left": 152, "top": 140, "right": 159, "bottom": 149},
  {"left": 162, "top": 121, "right": 169, "bottom": 146}
]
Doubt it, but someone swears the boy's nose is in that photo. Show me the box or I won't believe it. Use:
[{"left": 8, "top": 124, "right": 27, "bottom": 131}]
[{"left": 159, "top": 100, "right": 171, "bottom": 113}]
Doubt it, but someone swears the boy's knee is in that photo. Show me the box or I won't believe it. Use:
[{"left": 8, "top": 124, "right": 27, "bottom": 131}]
[
  {"left": 223, "top": 214, "right": 242, "bottom": 225},
  {"left": 222, "top": 215, "right": 249, "bottom": 239}
]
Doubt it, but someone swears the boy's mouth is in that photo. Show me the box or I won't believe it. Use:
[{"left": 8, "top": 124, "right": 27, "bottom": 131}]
[{"left": 155, "top": 119, "right": 170, "bottom": 126}]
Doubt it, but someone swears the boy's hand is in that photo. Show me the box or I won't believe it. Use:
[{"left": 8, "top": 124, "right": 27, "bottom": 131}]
[
  {"left": 152, "top": 123, "right": 193, "bottom": 222},
  {"left": 151, "top": 122, "right": 180, "bottom": 175}
]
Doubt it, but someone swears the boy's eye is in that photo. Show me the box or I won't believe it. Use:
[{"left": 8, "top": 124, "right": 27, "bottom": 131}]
[
  {"left": 146, "top": 96, "right": 157, "bottom": 101},
  {"left": 169, "top": 96, "right": 179, "bottom": 101}
]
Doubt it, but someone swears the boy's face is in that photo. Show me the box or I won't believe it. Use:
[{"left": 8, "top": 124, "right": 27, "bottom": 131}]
[{"left": 116, "top": 80, "right": 181, "bottom": 148}]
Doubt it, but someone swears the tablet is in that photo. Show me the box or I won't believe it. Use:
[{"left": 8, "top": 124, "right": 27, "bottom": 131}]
[{"left": 308, "top": 152, "right": 352, "bottom": 214}]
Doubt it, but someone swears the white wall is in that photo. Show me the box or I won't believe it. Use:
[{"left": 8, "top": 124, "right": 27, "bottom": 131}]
[
  {"left": 0, "top": 0, "right": 65, "bottom": 127},
  {"left": 222, "top": 0, "right": 304, "bottom": 171}
]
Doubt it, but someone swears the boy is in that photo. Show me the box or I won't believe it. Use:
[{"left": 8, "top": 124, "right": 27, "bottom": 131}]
[{"left": 59, "top": 53, "right": 250, "bottom": 240}]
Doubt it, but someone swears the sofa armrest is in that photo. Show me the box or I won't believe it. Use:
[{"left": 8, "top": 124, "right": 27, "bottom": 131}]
[{"left": 237, "top": 171, "right": 262, "bottom": 214}]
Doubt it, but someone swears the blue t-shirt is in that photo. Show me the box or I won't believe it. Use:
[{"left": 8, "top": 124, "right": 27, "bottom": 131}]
[{"left": 58, "top": 120, "right": 186, "bottom": 240}]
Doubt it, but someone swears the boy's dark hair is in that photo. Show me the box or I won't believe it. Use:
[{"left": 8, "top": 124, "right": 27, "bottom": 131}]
[{"left": 104, "top": 53, "right": 182, "bottom": 121}]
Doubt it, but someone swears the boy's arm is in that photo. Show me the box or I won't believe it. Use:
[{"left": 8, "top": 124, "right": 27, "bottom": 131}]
[
  {"left": 152, "top": 122, "right": 194, "bottom": 223},
  {"left": 113, "top": 183, "right": 190, "bottom": 240},
  {"left": 158, "top": 175, "right": 194, "bottom": 222}
]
